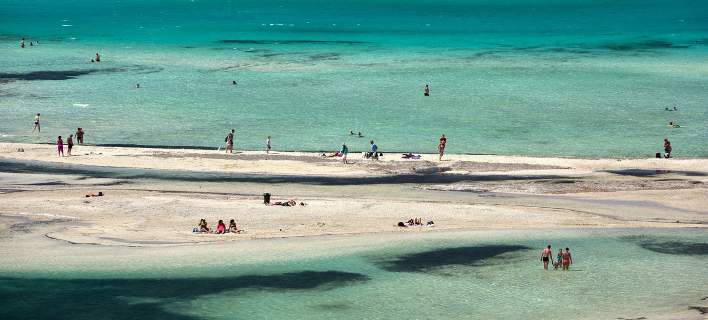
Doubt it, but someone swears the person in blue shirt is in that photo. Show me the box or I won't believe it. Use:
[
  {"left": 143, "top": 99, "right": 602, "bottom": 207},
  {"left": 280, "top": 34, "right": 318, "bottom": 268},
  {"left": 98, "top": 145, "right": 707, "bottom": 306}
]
[{"left": 369, "top": 140, "right": 378, "bottom": 159}]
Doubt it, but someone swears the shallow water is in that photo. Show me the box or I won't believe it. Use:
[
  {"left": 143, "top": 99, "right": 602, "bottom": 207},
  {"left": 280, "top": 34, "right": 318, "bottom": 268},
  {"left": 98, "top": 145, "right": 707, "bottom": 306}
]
[
  {"left": 1, "top": 0, "right": 707, "bottom": 156},
  {"left": 1, "top": 229, "right": 706, "bottom": 319}
]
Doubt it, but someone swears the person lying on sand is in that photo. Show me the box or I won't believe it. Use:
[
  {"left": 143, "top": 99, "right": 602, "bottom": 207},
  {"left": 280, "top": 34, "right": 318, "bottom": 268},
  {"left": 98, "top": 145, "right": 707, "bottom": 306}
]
[
  {"left": 401, "top": 153, "right": 421, "bottom": 159},
  {"left": 85, "top": 192, "right": 104, "bottom": 197},
  {"left": 228, "top": 219, "right": 244, "bottom": 233},
  {"left": 322, "top": 151, "right": 342, "bottom": 157}
]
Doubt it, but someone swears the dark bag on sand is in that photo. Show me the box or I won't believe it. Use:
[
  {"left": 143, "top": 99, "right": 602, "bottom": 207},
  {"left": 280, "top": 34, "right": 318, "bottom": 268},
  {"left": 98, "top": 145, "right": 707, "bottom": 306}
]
[{"left": 263, "top": 193, "right": 271, "bottom": 204}]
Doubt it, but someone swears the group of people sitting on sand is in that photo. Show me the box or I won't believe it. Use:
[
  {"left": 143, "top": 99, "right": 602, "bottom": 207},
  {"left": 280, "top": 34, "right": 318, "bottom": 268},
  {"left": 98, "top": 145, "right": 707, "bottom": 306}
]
[
  {"left": 194, "top": 218, "right": 244, "bottom": 234},
  {"left": 397, "top": 218, "right": 434, "bottom": 227}
]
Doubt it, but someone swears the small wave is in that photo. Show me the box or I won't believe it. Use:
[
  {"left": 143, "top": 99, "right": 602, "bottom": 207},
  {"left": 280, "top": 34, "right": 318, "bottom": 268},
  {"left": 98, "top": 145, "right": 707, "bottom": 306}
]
[
  {"left": 61, "top": 24, "right": 73, "bottom": 27},
  {"left": 73, "top": 103, "right": 89, "bottom": 107}
]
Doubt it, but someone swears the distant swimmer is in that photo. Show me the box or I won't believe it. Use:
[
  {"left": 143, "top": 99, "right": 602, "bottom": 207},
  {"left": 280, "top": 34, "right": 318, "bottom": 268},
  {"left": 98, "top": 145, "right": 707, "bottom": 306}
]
[
  {"left": 350, "top": 130, "right": 355, "bottom": 135},
  {"left": 232, "top": 80, "right": 237, "bottom": 85},
  {"left": 424, "top": 84, "right": 430, "bottom": 97},
  {"left": 30, "top": 41, "right": 33, "bottom": 47},
  {"left": 20, "top": 38, "right": 25, "bottom": 48},
  {"left": 358, "top": 131, "right": 362, "bottom": 137},
  {"left": 136, "top": 83, "right": 140, "bottom": 89},
  {"left": 32, "top": 113, "right": 41, "bottom": 133},
  {"left": 95, "top": 52, "right": 101, "bottom": 62},
  {"left": 668, "top": 121, "right": 680, "bottom": 128}
]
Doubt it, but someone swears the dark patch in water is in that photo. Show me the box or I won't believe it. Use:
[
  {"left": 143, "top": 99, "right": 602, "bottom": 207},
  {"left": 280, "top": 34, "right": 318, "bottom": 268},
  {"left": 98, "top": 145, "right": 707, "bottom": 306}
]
[
  {"left": 598, "top": 39, "right": 690, "bottom": 51},
  {"left": 606, "top": 169, "right": 707, "bottom": 177},
  {"left": 376, "top": 245, "right": 530, "bottom": 273},
  {"left": 0, "top": 270, "right": 369, "bottom": 320},
  {"left": 218, "top": 39, "right": 367, "bottom": 45},
  {"left": 689, "top": 306, "right": 708, "bottom": 314},
  {"left": 310, "top": 302, "right": 352, "bottom": 310},
  {"left": 0, "top": 159, "right": 567, "bottom": 186},
  {"left": 0, "top": 65, "right": 162, "bottom": 82},
  {"left": 309, "top": 53, "right": 340, "bottom": 61},
  {"left": 624, "top": 236, "right": 708, "bottom": 255}
]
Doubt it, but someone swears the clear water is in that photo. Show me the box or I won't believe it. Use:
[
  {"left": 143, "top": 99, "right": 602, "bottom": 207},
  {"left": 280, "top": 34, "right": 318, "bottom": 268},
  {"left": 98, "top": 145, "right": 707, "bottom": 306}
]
[
  {"left": 1, "top": 0, "right": 707, "bottom": 156},
  {"left": 1, "top": 229, "right": 706, "bottom": 319}
]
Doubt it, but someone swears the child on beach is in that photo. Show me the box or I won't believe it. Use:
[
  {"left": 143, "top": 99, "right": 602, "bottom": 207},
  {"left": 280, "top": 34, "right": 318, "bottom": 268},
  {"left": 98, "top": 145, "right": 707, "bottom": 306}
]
[
  {"left": 554, "top": 249, "right": 563, "bottom": 269},
  {"left": 56, "top": 136, "right": 64, "bottom": 157}
]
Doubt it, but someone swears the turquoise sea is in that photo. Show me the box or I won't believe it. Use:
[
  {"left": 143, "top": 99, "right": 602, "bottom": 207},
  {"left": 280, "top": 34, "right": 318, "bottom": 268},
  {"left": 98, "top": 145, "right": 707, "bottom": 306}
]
[
  {"left": 1, "top": 229, "right": 707, "bottom": 319},
  {"left": 1, "top": 0, "right": 707, "bottom": 155}
]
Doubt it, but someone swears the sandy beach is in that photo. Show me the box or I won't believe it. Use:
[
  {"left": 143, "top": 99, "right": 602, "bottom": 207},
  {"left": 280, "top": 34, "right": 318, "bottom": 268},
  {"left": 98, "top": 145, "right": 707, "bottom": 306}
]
[{"left": 1, "top": 142, "right": 706, "bottom": 247}]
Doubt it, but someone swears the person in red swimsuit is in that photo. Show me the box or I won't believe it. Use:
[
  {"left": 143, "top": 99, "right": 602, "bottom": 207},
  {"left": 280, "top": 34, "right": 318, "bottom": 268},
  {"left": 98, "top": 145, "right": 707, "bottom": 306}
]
[{"left": 561, "top": 247, "right": 573, "bottom": 270}]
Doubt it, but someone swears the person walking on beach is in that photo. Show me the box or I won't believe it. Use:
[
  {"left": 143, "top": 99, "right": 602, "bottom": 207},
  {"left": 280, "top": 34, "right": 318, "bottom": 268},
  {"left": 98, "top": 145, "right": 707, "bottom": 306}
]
[
  {"left": 32, "top": 113, "right": 41, "bottom": 133},
  {"left": 340, "top": 143, "right": 349, "bottom": 164},
  {"left": 424, "top": 84, "right": 430, "bottom": 96},
  {"left": 561, "top": 247, "right": 573, "bottom": 270},
  {"left": 540, "top": 245, "right": 553, "bottom": 270},
  {"left": 66, "top": 134, "right": 74, "bottom": 156},
  {"left": 663, "top": 138, "right": 672, "bottom": 158},
  {"left": 438, "top": 134, "right": 447, "bottom": 161},
  {"left": 265, "top": 136, "right": 272, "bottom": 154},
  {"left": 76, "top": 128, "right": 84, "bottom": 144},
  {"left": 56, "top": 136, "right": 64, "bottom": 157},
  {"left": 225, "top": 129, "right": 235, "bottom": 154}
]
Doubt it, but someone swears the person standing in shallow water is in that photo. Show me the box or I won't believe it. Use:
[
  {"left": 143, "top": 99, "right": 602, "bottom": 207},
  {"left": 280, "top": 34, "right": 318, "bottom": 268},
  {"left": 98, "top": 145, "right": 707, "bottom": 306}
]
[
  {"left": 225, "top": 129, "right": 235, "bottom": 153},
  {"left": 540, "top": 245, "right": 553, "bottom": 270},
  {"left": 265, "top": 136, "right": 272, "bottom": 154},
  {"left": 32, "top": 113, "right": 41, "bottom": 133},
  {"left": 424, "top": 84, "right": 430, "bottom": 96},
  {"left": 76, "top": 128, "right": 84, "bottom": 144},
  {"left": 561, "top": 248, "right": 573, "bottom": 270},
  {"left": 438, "top": 134, "right": 447, "bottom": 161},
  {"left": 56, "top": 136, "right": 64, "bottom": 157}
]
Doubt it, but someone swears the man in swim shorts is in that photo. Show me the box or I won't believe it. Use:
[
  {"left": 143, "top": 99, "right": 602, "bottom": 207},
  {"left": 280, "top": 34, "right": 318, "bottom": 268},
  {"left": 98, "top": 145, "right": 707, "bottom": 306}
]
[{"left": 540, "top": 245, "right": 553, "bottom": 270}]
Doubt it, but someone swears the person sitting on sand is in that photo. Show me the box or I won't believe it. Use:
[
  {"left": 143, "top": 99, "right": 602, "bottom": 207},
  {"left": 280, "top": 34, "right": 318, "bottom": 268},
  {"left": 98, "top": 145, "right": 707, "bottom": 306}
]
[
  {"left": 199, "top": 219, "right": 210, "bottom": 233},
  {"left": 215, "top": 220, "right": 226, "bottom": 234},
  {"left": 426, "top": 220, "right": 435, "bottom": 226},
  {"left": 228, "top": 219, "right": 243, "bottom": 233},
  {"left": 397, "top": 221, "right": 407, "bottom": 227}
]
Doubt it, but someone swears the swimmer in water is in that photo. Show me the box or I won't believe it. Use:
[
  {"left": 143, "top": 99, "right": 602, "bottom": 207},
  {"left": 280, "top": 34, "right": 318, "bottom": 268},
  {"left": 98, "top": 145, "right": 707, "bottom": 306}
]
[
  {"left": 20, "top": 38, "right": 25, "bottom": 48},
  {"left": 349, "top": 130, "right": 355, "bottom": 135},
  {"left": 358, "top": 132, "right": 362, "bottom": 137},
  {"left": 136, "top": 83, "right": 140, "bottom": 89},
  {"left": 95, "top": 52, "right": 101, "bottom": 62},
  {"left": 668, "top": 121, "right": 680, "bottom": 128}
]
